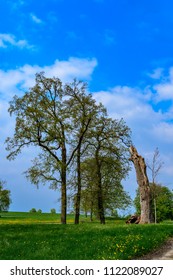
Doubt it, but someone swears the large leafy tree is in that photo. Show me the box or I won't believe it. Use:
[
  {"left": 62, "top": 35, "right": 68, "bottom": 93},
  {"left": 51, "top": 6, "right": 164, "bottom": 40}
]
[
  {"left": 5, "top": 73, "right": 105, "bottom": 224},
  {"left": 6, "top": 73, "right": 71, "bottom": 224},
  {"left": 6, "top": 73, "right": 132, "bottom": 224},
  {"left": 6, "top": 73, "right": 96, "bottom": 224},
  {"left": 0, "top": 180, "right": 11, "bottom": 212},
  {"left": 80, "top": 114, "right": 131, "bottom": 224}
]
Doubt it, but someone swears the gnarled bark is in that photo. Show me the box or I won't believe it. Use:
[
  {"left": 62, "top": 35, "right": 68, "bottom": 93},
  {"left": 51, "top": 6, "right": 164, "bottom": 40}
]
[{"left": 130, "top": 146, "right": 151, "bottom": 224}]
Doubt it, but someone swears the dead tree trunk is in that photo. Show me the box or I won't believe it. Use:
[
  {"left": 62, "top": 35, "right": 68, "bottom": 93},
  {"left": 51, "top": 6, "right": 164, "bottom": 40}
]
[{"left": 129, "top": 146, "right": 151, "bottom": 224}]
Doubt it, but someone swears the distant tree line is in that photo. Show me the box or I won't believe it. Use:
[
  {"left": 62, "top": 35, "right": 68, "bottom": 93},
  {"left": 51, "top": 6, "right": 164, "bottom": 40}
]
[
  {"left": 6, "top": 73, "right": 132, "bottom": 224},
  {"left": 29, "top": 208, "right": 57, "bottom": 214}
]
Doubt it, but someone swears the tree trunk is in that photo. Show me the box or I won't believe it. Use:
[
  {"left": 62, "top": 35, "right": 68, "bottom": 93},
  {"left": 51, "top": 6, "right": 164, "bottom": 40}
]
[
  {"left": 74, "top": 145, "right": 82, "bottom": 224},
  {"left": 90, "top": 209, "right": 93, "bottom": 222},
  {"left": 98, "top": 186, "right": 105, "bottom": 224},
  {"left": 96, "top": 151, "right": 105, "bottom": 224},
  {"left": 61, "top": 169, "right": 66, "bottom": 224},
  {"left": 154, "top": 198, "right": 157, "bottom": 224},
  {"left": 61, "top": 146, "right": 67, "bottom": 224},
  {"left": 129, "top": 146, "right": 151, "bottom": 224},
  {"left": 149, "top": 198, "right": 154, "bottom": 223},
  {"left": 152, "top": 183, "right": 157, "bottom": 224},
  {"left": 90, "top": 188, "right": 94, "bottom": 222}
]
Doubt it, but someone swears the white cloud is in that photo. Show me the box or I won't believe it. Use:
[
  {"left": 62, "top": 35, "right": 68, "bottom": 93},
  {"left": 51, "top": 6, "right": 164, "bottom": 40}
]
[
  {"left": 93, "top": 85, "right": 158, "bottom": 124},
  {"left": 154, "top": 83, "right": 173, "bottom": 101},
  {"left": 43, "top": 57, "right": 98, "bottom": 81},
  {"left": 153, "top": 67, "right": 173, "bottom": 101},
  {"left": 93, "top": 82, "right": 173, "bottom": 156},
  {"left": 30, "top": 13, "right": 43, "bottom": 24},
  {"left": 0, "top": 57, "right": 97, "bottom": 100},
  {"left": 0, "top": 33, "right": 32, "bottom": 49}
]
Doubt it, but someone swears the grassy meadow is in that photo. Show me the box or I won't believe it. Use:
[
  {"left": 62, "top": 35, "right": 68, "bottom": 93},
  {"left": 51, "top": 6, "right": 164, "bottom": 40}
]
[{"left": 0, "top": 212, "right": 173, "bottom": 260}]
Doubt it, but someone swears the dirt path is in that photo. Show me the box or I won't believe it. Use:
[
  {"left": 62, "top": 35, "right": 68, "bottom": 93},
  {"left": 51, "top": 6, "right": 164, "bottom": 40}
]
[{"left": 138, "top": 238, "right": 173, "bottom": 260}]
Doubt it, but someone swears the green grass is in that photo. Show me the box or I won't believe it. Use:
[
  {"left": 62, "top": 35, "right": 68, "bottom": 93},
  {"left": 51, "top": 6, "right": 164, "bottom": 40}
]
[
  {"left": 0, "top": 211, "right": 70, "bottom": 224},
  {"left": 0, "top": 212, "right": 173, "bottom": 260}
]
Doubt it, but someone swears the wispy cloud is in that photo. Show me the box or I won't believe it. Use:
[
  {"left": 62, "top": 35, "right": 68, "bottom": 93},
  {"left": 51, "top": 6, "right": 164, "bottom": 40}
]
[
  {"left": 8, "top": 0, "right": 26, "bottom": 11},
  {"left": 148, "top": 68, "right": 164, "bottom": 79},
  {"left": 0, "top": 33, "right": 33, "bottom": 49},
  {"left": 30, "top": 13, "right": 43, "bottom": 24}
]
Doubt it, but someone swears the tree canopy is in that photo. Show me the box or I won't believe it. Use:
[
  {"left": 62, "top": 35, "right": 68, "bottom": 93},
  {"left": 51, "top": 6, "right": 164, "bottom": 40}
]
[
  {"left": 6, "top": 72, "right": 132, "bottom": 224},
  {"left": 0, "top": 180, "right": 11, "bottom": 212}
]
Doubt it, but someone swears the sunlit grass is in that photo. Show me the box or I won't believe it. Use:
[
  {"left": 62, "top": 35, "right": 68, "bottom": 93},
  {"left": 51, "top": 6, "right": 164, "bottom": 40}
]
[
  {"left": 0, "top": 212, "right": 73, "bottom": 224},
  {"left": 0, "top": 212, "right": 173, "bottom": 260}
]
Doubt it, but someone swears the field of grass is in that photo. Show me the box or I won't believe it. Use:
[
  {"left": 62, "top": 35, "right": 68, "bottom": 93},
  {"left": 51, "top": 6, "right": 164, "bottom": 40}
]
[
  {"left": 0, "top": 211, "right": 72, "bottom": 224},
  {"left": 0, "top": 212, "right": 173, "bottom": 260}
]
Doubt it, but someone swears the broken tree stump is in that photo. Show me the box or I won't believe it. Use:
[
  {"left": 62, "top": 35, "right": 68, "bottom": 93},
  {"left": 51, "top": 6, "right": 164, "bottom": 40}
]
[
  {"left": 129, "top": 146, "right": 151, "bottom": 224},
  {"left": 126, "top": 215, "right": 140, "bottom": 224}
]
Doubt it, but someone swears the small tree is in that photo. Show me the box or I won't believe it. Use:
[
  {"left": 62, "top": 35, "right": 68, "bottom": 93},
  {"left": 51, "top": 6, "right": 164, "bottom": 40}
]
[
  {"left": 79, "top": 156, "right": 132, "bottom": 221},
  {"left": 29, "top": 208, "right": 37, "bottom": 213},
  {"left": 0, "top": 180, "right": 11, "bottom": 212},
  {"left": 147, "top": 148, "right": 164, "bottom": 223},
  {"left": 155, "top": 186, "right": 173, "bottom": 221},
  {"left": 50, "top": 208, "right": 56, "bottom": 214}
]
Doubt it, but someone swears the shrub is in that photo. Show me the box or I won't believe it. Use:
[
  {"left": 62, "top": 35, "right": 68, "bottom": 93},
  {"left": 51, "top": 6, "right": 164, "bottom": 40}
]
[
  {"left": 29, "top": 208, "right": 37, "bottom": 213},
  {"left": 37, "top": 209, "right": 42, "bottom": 213},
  {"left": 50, "top": 208, "right": 56, "bottom": 214}
]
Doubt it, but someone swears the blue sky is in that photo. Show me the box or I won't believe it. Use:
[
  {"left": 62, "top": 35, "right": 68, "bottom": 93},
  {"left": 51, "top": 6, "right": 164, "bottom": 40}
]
[{"left": 0, "top": 0, "right": 173, "bottom": 213}]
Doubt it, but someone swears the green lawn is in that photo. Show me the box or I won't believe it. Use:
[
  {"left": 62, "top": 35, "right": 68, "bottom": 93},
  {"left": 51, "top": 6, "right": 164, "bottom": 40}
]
[
  {"left": 0, "top": 212, "right": 173, "bottom": 260},
  {"left": 0, "top": 211, "right": 64, "bottom": 224}
]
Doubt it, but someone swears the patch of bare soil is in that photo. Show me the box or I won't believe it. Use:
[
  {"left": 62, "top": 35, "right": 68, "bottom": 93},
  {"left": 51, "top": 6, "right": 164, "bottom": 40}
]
[{"left": 137, "top": 238, "right": 173, "bottom": 260}]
